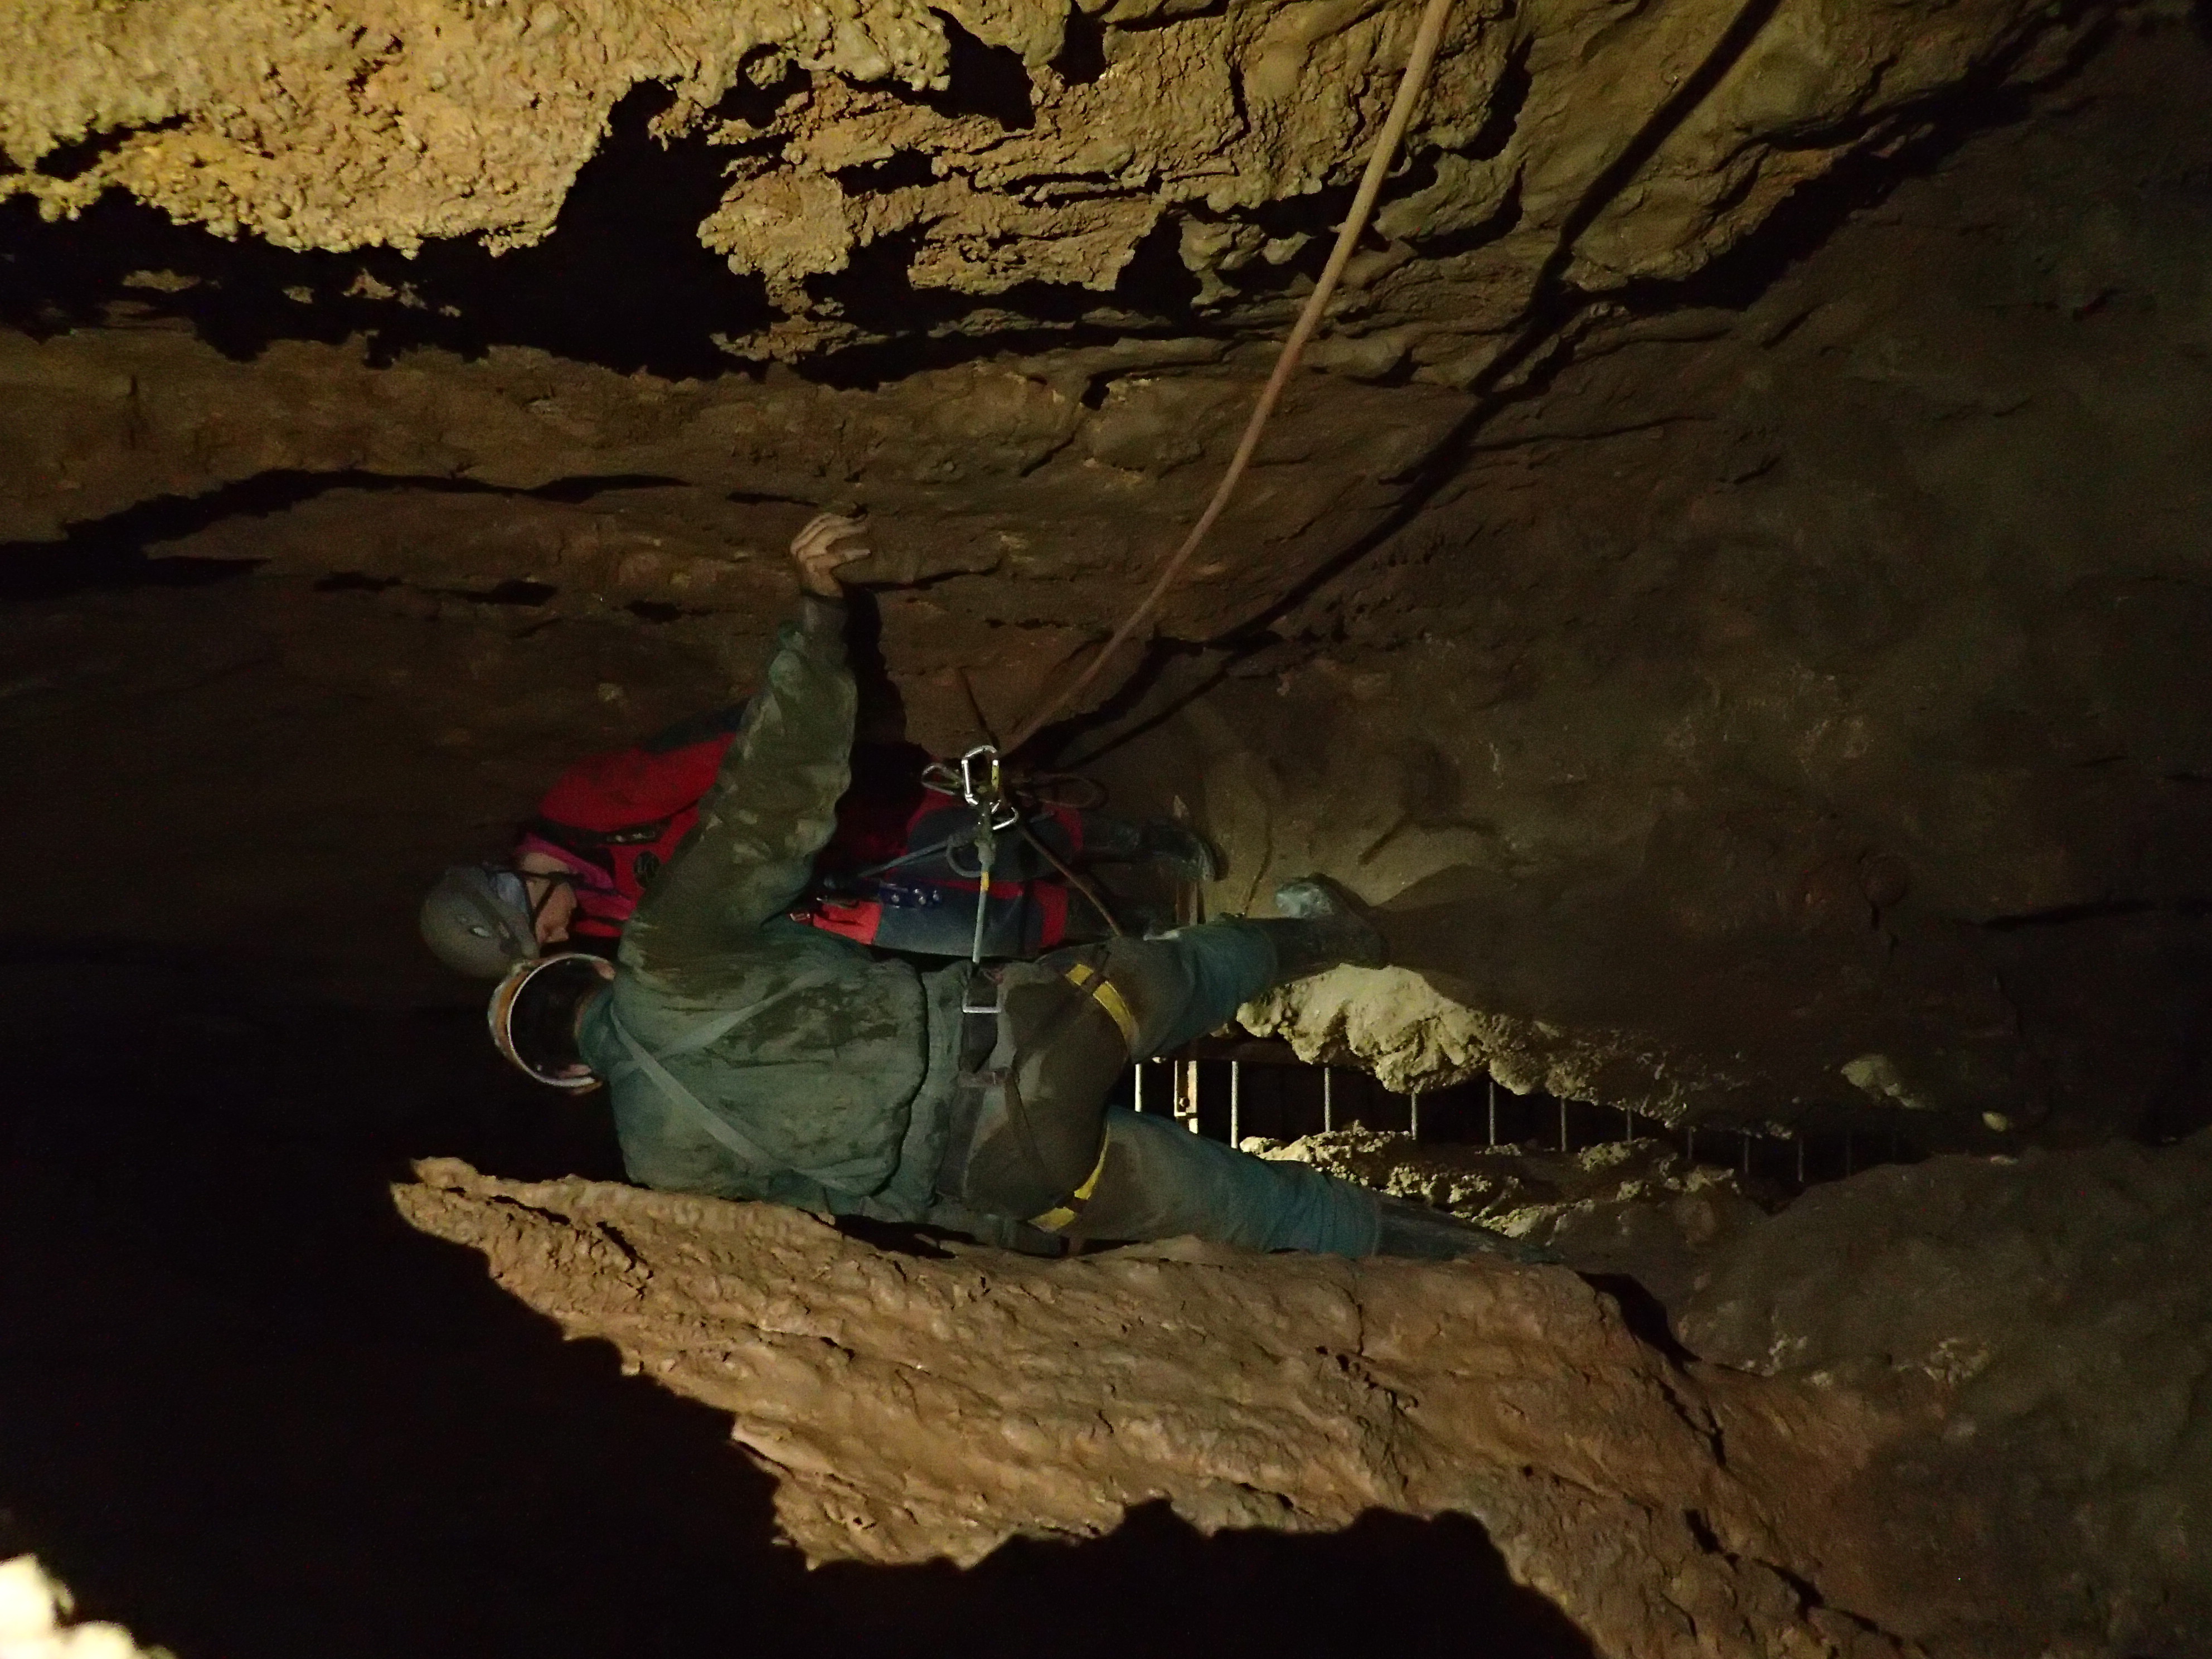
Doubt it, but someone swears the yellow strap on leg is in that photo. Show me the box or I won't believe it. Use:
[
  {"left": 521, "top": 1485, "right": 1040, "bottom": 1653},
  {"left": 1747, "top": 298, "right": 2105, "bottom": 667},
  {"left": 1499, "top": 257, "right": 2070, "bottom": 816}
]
[
  {"left": 1025, "top": 960, "right": 1134, "bottom": 1230},
  {"left": 1030, "top": 1140, "right": 1110, "bottom": 1233},
  {"left": 1063, "top": 961, "right": 1138, "bottom": 1049}
]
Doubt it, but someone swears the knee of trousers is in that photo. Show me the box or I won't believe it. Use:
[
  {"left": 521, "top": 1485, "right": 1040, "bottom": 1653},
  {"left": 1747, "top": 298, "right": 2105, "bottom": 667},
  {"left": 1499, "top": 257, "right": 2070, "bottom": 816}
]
[
  {"left": 1058, "top": 926, "right": 1275, "bottom": 1059},
  {"left": 936, "top": 957, "right": 1131, "bottom": 1224},
  {"left": 1065, "top": 1110, "right": 1384, "bottom": 1255},
  {"left": 1036, "top": 938, "right": 1198, "bottom": 1059}
]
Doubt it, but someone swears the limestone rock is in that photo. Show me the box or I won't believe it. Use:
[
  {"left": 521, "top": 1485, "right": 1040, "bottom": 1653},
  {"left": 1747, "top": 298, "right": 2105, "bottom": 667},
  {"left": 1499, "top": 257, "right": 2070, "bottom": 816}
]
[
  {"left": 1250, "top": 1127, "right": 1768, "bottom": 1306},
  {"left": 411, "top": 1159, "right": 2212, "bottom": 1659},
  {"left": 0, "top": 1556, "right": 169, "bottom": 1659},
  {"left": 391, "top": 1157, "right": 1917, "bottom": 1652},
  {"left": 1682, "top": 1133, "right": 2212, "bottom": 1655},
  {"left": 393, "top": 1150, "right": 2211, "bottom": 1655},
  {"left": 0, "top": 0, "right": 2101, "bottom": 370}
]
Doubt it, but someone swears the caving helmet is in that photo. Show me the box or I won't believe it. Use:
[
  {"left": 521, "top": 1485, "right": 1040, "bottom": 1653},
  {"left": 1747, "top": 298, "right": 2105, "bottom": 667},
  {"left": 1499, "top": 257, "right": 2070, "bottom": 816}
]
[
  {"left": 420, "top": 864, "right": 543, "bottom": 979},
  {"left": 488, "top": 951, "right": 616, "bottom": 1090}
]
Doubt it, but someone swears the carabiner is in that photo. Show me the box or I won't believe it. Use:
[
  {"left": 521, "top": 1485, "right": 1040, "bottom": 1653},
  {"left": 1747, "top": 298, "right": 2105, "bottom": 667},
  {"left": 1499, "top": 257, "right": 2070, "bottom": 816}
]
[
  {"left": 955, "top": 744, "right": 1021, "bottom": 830},
  {"left": 957, "top": 743, "right": 999, "bottom": 807}
]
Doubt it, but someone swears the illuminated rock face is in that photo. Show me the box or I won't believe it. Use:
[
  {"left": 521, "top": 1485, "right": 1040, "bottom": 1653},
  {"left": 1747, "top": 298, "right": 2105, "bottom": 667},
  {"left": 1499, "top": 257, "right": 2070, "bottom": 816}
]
[
  {"left": 0, "top": 0, "right": 2093, "bottom": 371},
  {"left": 0, "top": 1555, "right": 167, "bottom": 1659},
  {"left": 391, "top": 1157, "right": 1903, "bottom": 1656},
  {"left": 394, "top": 1136, "right": 2212, "bottom": 1658}
]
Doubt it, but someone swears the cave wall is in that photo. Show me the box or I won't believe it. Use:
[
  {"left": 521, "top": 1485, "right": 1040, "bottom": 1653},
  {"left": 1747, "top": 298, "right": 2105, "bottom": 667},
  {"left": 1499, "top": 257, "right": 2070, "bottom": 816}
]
[
  {"left": 1199, "top": 29, "right": 2212, "bottom": 1141},
  {"left": 394, "top": 1156, "right": 1923, "bottom": 1657},
  {"left": 5, "top": 8, "right": 2212, "bottom": 1656},
  {"left": 1680, "top": 1130, "right": 2212, "bottom": 1655},
  {"left": 2, "top": 9, "right": 2207, "bottom": 1146}
]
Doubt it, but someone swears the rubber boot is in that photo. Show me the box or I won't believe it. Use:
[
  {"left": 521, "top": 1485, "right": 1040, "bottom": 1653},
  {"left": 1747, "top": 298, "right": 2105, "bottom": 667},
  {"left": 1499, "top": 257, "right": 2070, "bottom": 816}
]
[
  {"left": 1063, "top": 891, "right": 1174, "bottom": 943},
  {"left": 1249, "top": 875, "right": 1389, "bottom": 979},
  {"left": 1139, "top": 821, "right": 1223, "bottom": 883},
  {"left": 1375, "top": 1196, "right": 1560, "bottom": 1264},
  {"left": 1081, "top": 816, "right": 1224, "bottom": 883}
]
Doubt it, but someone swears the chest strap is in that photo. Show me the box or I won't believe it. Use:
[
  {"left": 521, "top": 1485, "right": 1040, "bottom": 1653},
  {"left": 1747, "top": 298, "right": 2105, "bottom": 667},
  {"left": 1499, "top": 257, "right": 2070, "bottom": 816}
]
[{"left": 604, "top": 1006, "right": 778, "bottom": 1171}]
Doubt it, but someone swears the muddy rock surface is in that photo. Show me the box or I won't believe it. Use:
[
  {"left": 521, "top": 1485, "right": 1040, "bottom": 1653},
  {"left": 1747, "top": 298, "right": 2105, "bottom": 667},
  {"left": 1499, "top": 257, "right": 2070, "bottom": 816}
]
[
  {"left": 1680, "top": 1133, "right": 2212, "bottom": 1657},
  {"left": 395, "top": 1156, "right": 1917, "bottom": 1656},
  {"left": 395, "top": 1150, "right": 2212, "bottom": 1656},
  {"left": 1249, "top": 1127, "right": 1768, "bottom": 1306}
]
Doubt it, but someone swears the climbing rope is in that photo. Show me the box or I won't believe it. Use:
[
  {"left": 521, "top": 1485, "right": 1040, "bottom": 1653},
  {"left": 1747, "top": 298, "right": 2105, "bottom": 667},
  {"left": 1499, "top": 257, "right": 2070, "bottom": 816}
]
[
  {"left": 881, "top": 0, "right": 1458, "bottom": 962},
  {"left": 1000, "top": 0, "right": 1460, "bottom": 755},
  {"left": 906, "top": 747, "right": 1131, "bottom": 948}
]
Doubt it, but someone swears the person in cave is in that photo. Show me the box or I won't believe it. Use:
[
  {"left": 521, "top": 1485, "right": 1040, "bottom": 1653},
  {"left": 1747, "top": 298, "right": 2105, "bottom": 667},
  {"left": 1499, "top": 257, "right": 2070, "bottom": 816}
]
[
  {"left": 479, "top": 511, "right": 1544, "bottom": 1264},
  {"left": 418, "top": 632, "right": 1218, "bottom": 983}
]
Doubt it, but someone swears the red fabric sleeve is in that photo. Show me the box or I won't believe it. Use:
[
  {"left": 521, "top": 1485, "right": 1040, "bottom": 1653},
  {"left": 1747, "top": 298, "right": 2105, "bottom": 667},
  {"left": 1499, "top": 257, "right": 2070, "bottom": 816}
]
[{"left": 535, "top": 734, "right": 736, "bottom": 831}]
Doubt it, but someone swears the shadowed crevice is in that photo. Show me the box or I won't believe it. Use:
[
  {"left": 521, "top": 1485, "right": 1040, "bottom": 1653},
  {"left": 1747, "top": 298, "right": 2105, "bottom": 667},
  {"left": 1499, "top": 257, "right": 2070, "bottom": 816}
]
[
  {"left": 1, "top": 84, "right": 769, "bottom": 380},
  {"left": 0, "top": 469, "right": 693, "bottom": 601}
]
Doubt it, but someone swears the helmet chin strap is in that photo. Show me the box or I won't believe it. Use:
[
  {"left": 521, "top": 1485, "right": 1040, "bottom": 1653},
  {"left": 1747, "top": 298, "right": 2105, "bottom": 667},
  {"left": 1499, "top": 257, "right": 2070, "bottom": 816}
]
[{"left": 521, "top": 867, "right": 575, "bottom": 940}]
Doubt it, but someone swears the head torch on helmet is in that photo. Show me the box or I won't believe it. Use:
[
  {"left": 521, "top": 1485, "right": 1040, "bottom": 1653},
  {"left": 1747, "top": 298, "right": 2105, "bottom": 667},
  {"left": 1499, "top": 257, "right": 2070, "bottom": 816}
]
[{"left": 488, "top": 952, "right": 615, "bottom": 1090}]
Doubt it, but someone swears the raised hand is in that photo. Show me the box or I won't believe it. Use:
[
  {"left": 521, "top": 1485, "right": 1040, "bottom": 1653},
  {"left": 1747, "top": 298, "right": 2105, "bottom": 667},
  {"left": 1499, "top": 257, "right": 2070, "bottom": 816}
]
[{"left": 789, "top": 511, "right": 872, "bottom": 598}]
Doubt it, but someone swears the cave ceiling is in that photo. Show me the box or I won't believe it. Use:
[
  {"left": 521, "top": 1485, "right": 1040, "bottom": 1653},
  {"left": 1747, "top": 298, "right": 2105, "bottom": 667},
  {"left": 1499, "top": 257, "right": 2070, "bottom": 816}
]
[
  {"left": 2, "top": 2, "right": 2209, "bottom": 1148},
  {"left": 0, "top": 0, "right": 2101, "bottom": 368}
]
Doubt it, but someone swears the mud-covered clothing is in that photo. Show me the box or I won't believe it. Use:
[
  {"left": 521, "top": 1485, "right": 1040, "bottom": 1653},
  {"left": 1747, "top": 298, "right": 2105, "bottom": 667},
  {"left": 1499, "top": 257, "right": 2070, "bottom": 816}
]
[
  {"left": 574, "top": 596, "right": 1386, "bottom": 1255},
  {"left": 521, "top": 712, "right": 1083, "bottom": 958},
  {"left": 949, "top": 929, "right": 1384, "bottom": 1254},
  {"left": 575, "top": 597, "right": 965, "bottom": 1220},
  {"left": 1074, "top": 1109, "right": 1380, "bottom": 1253}
]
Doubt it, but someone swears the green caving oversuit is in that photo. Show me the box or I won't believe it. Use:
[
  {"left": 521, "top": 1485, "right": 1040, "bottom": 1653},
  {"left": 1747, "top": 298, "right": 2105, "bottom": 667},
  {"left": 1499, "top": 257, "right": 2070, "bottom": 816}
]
[{"left": 577, "top": 595, "right": 1385, "bottom": 1255}]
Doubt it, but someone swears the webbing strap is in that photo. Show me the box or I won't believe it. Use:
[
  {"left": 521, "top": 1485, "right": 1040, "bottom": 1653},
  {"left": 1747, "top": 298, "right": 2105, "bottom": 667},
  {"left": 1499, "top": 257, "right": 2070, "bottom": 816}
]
[
  {"left": 1029, "top": 1140, "right": 1110, "bottom": 1233},
  {"left": 604, "top": 973, "right": 835, "bottom": 1080},
  {"left": 605, "top": 1006, "right": 778, "bottom": 1171},
  {"left": 1063, "top": 961, "right": 1137, "bottom": 1049},
  {"left": 636, "top": 1007, "right": 746, "bottom": 1063}
]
